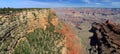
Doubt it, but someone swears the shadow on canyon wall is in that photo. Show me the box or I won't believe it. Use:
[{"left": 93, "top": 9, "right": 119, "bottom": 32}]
[{"left": 88, "top": 20, "right": 120, "bottom": 54}]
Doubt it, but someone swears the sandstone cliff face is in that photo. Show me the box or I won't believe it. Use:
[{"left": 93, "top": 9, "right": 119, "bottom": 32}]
[
  {"left": 0, "top": 9, "right": 62, "bottom": 54},
  {"left": 89, "top": 20, "right": 120, "bottom": 54}
]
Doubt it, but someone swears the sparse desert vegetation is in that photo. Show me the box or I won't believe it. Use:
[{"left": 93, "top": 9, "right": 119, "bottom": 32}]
[
  {"left": 15, "top": 28, "right": 65, "bottom": 54},
  {"left": 0, "top": 8, "right": 65, "bottom": 54}
]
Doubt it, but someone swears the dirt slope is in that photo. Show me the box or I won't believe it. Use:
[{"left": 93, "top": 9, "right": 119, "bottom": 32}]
[{"left": 58, "top": 23, "right": 85, "bottom": 54}]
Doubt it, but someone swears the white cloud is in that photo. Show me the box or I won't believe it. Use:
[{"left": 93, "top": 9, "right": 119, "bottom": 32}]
[
  {"left": 95, "top": 3, "right": 101, "bottom": 4},
  {"left": 84, "top": 0, "right": 90, "bottom": 3},
  {"left": 108, "top": 2, "right": 120, "bottom": 7},
  {"left": 111, "top": 2, "right": 120, "bottom": 5}
]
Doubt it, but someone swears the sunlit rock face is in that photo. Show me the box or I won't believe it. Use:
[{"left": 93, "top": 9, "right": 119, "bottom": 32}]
[{"left": 0, "top": 8, "right": 66, "bottom": 54}]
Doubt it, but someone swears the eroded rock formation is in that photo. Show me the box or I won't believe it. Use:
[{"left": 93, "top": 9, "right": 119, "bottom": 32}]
[{"left": 89, "top": 20, "right": 120, "bottom": 54}]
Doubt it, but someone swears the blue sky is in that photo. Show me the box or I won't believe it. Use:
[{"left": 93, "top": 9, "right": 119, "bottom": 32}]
[{"left": 0, "top": 0, "right": 120, "bottom": 8}]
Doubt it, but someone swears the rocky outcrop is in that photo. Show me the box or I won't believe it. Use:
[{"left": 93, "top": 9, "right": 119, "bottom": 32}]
[
  {"left": 89, "top": 20, "right": 120, "bottom": 54},
  {"left": 0, "top": 9, "right": 60, "bottom": 54}
]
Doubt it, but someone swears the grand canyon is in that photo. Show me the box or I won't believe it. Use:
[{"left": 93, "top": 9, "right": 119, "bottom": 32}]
[{"left": 0, "top": 8, "right": 120, "bottom": 54}]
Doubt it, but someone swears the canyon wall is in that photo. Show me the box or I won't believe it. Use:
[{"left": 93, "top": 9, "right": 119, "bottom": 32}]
[
  {"left": 0, "top": 9, "right": 63, "bottom": 54},
  {"left": 89, "top": 20, "right": 120, "bottom": 54}
]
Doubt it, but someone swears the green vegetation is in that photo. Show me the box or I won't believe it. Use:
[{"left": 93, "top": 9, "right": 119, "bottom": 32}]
[
  {"left": 0, "top": 7, "right": 49, "bottom": 15},
  {"left": 47, "top": 12, "right": 57, "bottom": 31},
  {"left": 14, "top": 40, "right": 31, "bottom": 54},
  {"left": 0, "top": 7, "right": 23, "bottom": 15},
  {"left": 14, "top": 26, "right": 65, "bottom": 54},
  {"left": 55, "top": 23, "right": 62, "bottom": 30},
  {"left": 48, "top": 11, "right": 57, "bottom": 23},
  {"left": 32, "top": 12, "right": 37, "bottom": 20}
]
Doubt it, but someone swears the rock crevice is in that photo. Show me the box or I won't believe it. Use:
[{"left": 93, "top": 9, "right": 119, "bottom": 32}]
[{"left": 89, "top": 20, "right": 120, "bottom": 54}]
